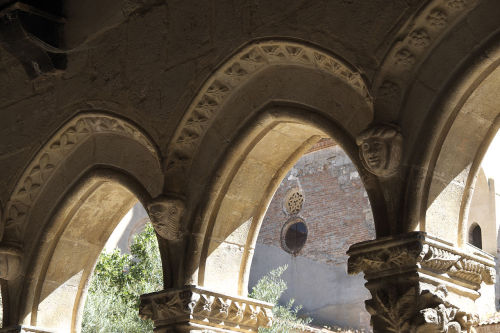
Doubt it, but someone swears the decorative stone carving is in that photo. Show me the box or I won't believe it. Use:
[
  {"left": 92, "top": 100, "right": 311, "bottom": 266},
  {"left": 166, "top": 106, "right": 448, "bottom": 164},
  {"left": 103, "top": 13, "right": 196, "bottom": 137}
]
[
  {"left": 0, "top": 246, "right": 22, "bottom": 280},
  {"left": 283, "top": 187, "right": 304, "bottom": 215},
  {"left": 374, "top": 0, "right": 479, "bottom": 115},
  {"left": 139, "top": 286, "right": 273, "bottom": 333},
  {"left": 394, "top": 49, "right": 416, "bottom": 68},
  {"left": 165, "top": 40, "right": 372, "bottom": 186},
  {"left": 356, "top": 124, "right": 403, "bottom": 177},
  {"left": 415, "top": 286, "right": 479, "bottom": 333},
  {"left": 409, "top": 29, "right": 431, "bottom": 48},
  {"left": 147, "top": 197, "right": 185, "bottom": 241},
  {"left": 378, "top": 80, "right": 401, "bottom": 99},
  {"left": 427, "top": 9, "right": 448, "bottom": 29},
  {"left": 2, "top": 111, "right": 160, "bottom": 244},
  {"left": 347, "top": 232, "right": 493, "bottom": 332}
]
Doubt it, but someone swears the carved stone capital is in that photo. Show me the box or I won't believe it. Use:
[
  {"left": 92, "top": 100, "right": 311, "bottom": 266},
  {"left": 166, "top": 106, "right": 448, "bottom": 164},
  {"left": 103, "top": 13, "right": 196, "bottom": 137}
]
[
  {"left": 356, "top": 123, "right": 403, "bottom": 177},
  {"left": 139, "top": 286, "right": 273, "bottom": 333},
  {"left": 147, "top": 197, "right": 186, "bottom": 241},
  {"left": 347, "top": 232, "right": 494, "bottom": 332}
]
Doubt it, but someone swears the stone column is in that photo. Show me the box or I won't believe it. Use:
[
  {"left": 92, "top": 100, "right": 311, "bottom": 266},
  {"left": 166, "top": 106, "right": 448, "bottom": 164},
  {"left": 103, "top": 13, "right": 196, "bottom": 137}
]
[
  {"left": 347, "top": 232, "right": 495, "bottom": 333},
  {"left": 139, "top": 285, "right": 273, "bottom": 333}
]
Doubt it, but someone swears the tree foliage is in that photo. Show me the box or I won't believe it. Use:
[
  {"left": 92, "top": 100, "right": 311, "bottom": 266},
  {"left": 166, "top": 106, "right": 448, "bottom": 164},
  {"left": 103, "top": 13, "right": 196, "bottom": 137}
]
[
  {"left": 81, "top": 224, "right": 310, "bottom": 333},
  {"left": 249, "top": 265, "right": 312, "bottom": 333},
  {"left": 81, "top": 223, "right": 162, "bottom": 333}
]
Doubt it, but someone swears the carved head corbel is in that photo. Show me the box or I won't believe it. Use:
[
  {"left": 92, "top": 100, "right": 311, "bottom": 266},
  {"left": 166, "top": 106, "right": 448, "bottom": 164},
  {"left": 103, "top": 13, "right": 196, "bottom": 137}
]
[
  {"left": 356, "top": 124, "right": 403, "bottom": 177},
  {"left": 0, "top": 246, "right": 22, "bottom": 280},
  {"left": 147, "top": 196, "right": 186, "bottom": 241}
]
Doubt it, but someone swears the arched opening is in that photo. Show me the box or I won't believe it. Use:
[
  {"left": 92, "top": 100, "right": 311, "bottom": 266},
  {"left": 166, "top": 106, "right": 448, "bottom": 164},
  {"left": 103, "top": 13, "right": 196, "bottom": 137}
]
[
  {"left": 404, "top": 32, "right": 500, "bottom": 321},
  {"left": 187, "top": 106, "right": 382, "bottom": 298},
  {"left": 280, "top": 217, "right": 307, "bottom": 255},
  {"left": 469, "top": 224, "right": 483, "bottom": 249},
  {"left": 249, "top": 138, "right": 375, "bottom": 331},
  {"left": 403, "top": 32, "right": 500, "bottom": 246},
  {"left": 81, "top": 201, "right": 162, "bottom": 332},
  {"left": 164, "top": 41, "right": 387, "bottom": 300},
  {"left": 0, "top": 111, "right": 164, "bottom": 332}
]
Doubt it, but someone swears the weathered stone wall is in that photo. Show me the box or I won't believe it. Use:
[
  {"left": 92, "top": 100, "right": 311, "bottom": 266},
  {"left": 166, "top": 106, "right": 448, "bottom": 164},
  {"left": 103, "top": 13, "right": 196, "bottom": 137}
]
[{"left": 255, "top": 141, "right": 375, "bottom": 265}]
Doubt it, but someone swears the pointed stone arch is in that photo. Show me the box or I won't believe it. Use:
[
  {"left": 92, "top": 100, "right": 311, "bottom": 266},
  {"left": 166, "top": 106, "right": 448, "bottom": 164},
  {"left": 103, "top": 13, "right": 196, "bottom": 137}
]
[
  {"left": 404, "top": 33, "right": 500, "bottom": 246},
  {"left": 165, "top": 39, "right": 373, "bottom": 194},
  {"left": 164, "top": 40, "right": 387, "bottom": 297},
  {"left": 0, "top": 105, "right": 164, "bottom": 330}
]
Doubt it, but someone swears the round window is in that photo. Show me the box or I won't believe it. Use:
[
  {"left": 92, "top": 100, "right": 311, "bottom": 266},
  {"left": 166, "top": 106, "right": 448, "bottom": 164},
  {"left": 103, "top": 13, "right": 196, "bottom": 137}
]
[
  {"left": 281, "top": 217, "right": 308, "bottom": 255},
  {"left": 284, "top": 188, "right": 304, "bottom": 215}
]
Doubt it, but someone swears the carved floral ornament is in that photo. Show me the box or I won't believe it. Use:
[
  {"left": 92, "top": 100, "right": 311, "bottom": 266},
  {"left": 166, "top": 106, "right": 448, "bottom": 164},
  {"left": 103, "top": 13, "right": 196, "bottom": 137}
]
[
  {"left": 0, "top": 111, "right": 160, "bottom": 280},
  {"left": 139, "top": 286, "right": 273, "bottom": 332},
  {"left": 356, "top": 124, "right": 403, "bottom": 177},
  {"left": 374, "top": 0, "right": 480, "bottom": 111},
  {"left": 347, "top": 233, "right": 490, "bottom": 333},
  {"left": 283, "top": 187, "right": 304, "bottom": 215},
  {"left": 365, "top": 284, "right": 479, "bottom": 333},
  {"left": 165, "top": 40, "right": 372, "bottom": 180}
]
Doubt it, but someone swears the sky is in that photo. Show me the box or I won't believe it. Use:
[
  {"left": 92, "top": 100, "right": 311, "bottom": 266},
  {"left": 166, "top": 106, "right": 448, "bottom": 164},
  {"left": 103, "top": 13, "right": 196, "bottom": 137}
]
[{"left": 481, "top": 130, "right": 500, "bottom": 192}]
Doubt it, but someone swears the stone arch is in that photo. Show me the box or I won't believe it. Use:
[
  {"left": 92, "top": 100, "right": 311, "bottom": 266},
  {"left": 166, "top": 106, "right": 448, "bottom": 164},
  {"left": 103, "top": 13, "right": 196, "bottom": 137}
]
[
  {"left": 404, "top": 33, "right": 500, "bottom": 246},
  {"left": 372, "top": 0, "right": 483, "bottom": 122},
  {"left": 164, "top": 39, "right": 373, "bottom": 194},
  {"left": 469, "top": 223, "right": 482, "bottom": 249},
  {"left": 189, "top": 106, "right": 384, "bottom": 297},
  {"left": 159, "top": 39, "right": 389, "bottom": 297},
  {"left": 0, "top": 109, "right": 163, "bottom": 331}
]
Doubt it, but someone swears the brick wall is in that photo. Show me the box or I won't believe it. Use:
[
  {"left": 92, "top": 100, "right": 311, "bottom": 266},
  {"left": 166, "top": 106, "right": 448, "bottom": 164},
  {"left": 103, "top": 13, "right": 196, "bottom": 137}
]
[{"left": 256, "top": 141, "right": 375, "bottom": 265}]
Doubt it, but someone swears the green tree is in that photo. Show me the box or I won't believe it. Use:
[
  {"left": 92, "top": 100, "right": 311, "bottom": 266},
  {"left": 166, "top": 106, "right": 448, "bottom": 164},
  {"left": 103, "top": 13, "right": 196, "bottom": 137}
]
[
  {"left": 249, "top": 265, "right": 312, "bottom": 333},
  {"left": 81, "top": 223, "right": 162, "bottom": 333}
]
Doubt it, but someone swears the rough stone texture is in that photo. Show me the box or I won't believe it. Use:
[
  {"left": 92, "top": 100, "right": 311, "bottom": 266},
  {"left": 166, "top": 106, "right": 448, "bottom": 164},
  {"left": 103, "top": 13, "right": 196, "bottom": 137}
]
[{"left": 0, "top": 0, "right": 499, "bottom": 331}]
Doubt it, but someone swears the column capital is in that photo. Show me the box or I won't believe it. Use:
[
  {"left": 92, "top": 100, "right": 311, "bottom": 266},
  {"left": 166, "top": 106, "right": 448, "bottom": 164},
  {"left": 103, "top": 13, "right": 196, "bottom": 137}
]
[
  {"left": 347, "top": 232, "right": 495, "bottom": 332},
  {"left": 147, "top": 196, "right": 186, "bottom": 241},
  {"left": 139, "top": 285, "right": 273, "bottom": 333}
]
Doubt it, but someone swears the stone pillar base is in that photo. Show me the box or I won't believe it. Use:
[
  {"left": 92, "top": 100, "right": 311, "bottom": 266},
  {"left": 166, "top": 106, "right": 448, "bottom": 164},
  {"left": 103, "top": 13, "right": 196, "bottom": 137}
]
[
  {"left": 347, "top": 232, "right": 495, "bottom": 333},
  {"left": 139, "top": 285, "right": 273, "bottom": 333},
  {"left": 0, "top": 326, "right": 52, "bottom": 333}
]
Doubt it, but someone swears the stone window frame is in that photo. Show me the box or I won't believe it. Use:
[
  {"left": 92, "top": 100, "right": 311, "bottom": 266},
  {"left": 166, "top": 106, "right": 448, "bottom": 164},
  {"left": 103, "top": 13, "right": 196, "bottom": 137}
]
[
  {"left": 280, "top": 216, "right": 308, "bottom": 255},
  {"left": 468, "top": 223, "right": 482, "bottom": 250},
  {"left": 283, "top": 187, "right": 304, "bottom": 215}
]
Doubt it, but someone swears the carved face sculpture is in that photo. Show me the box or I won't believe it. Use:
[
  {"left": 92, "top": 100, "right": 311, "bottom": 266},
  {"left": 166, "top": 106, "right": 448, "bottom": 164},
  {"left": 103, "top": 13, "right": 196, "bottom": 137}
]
[
  {"left": 356, "top": 124, "right": 403, "bottom": 177},
  {"left": 360, "top": 138, "right": 388, "bottom": 171}
]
